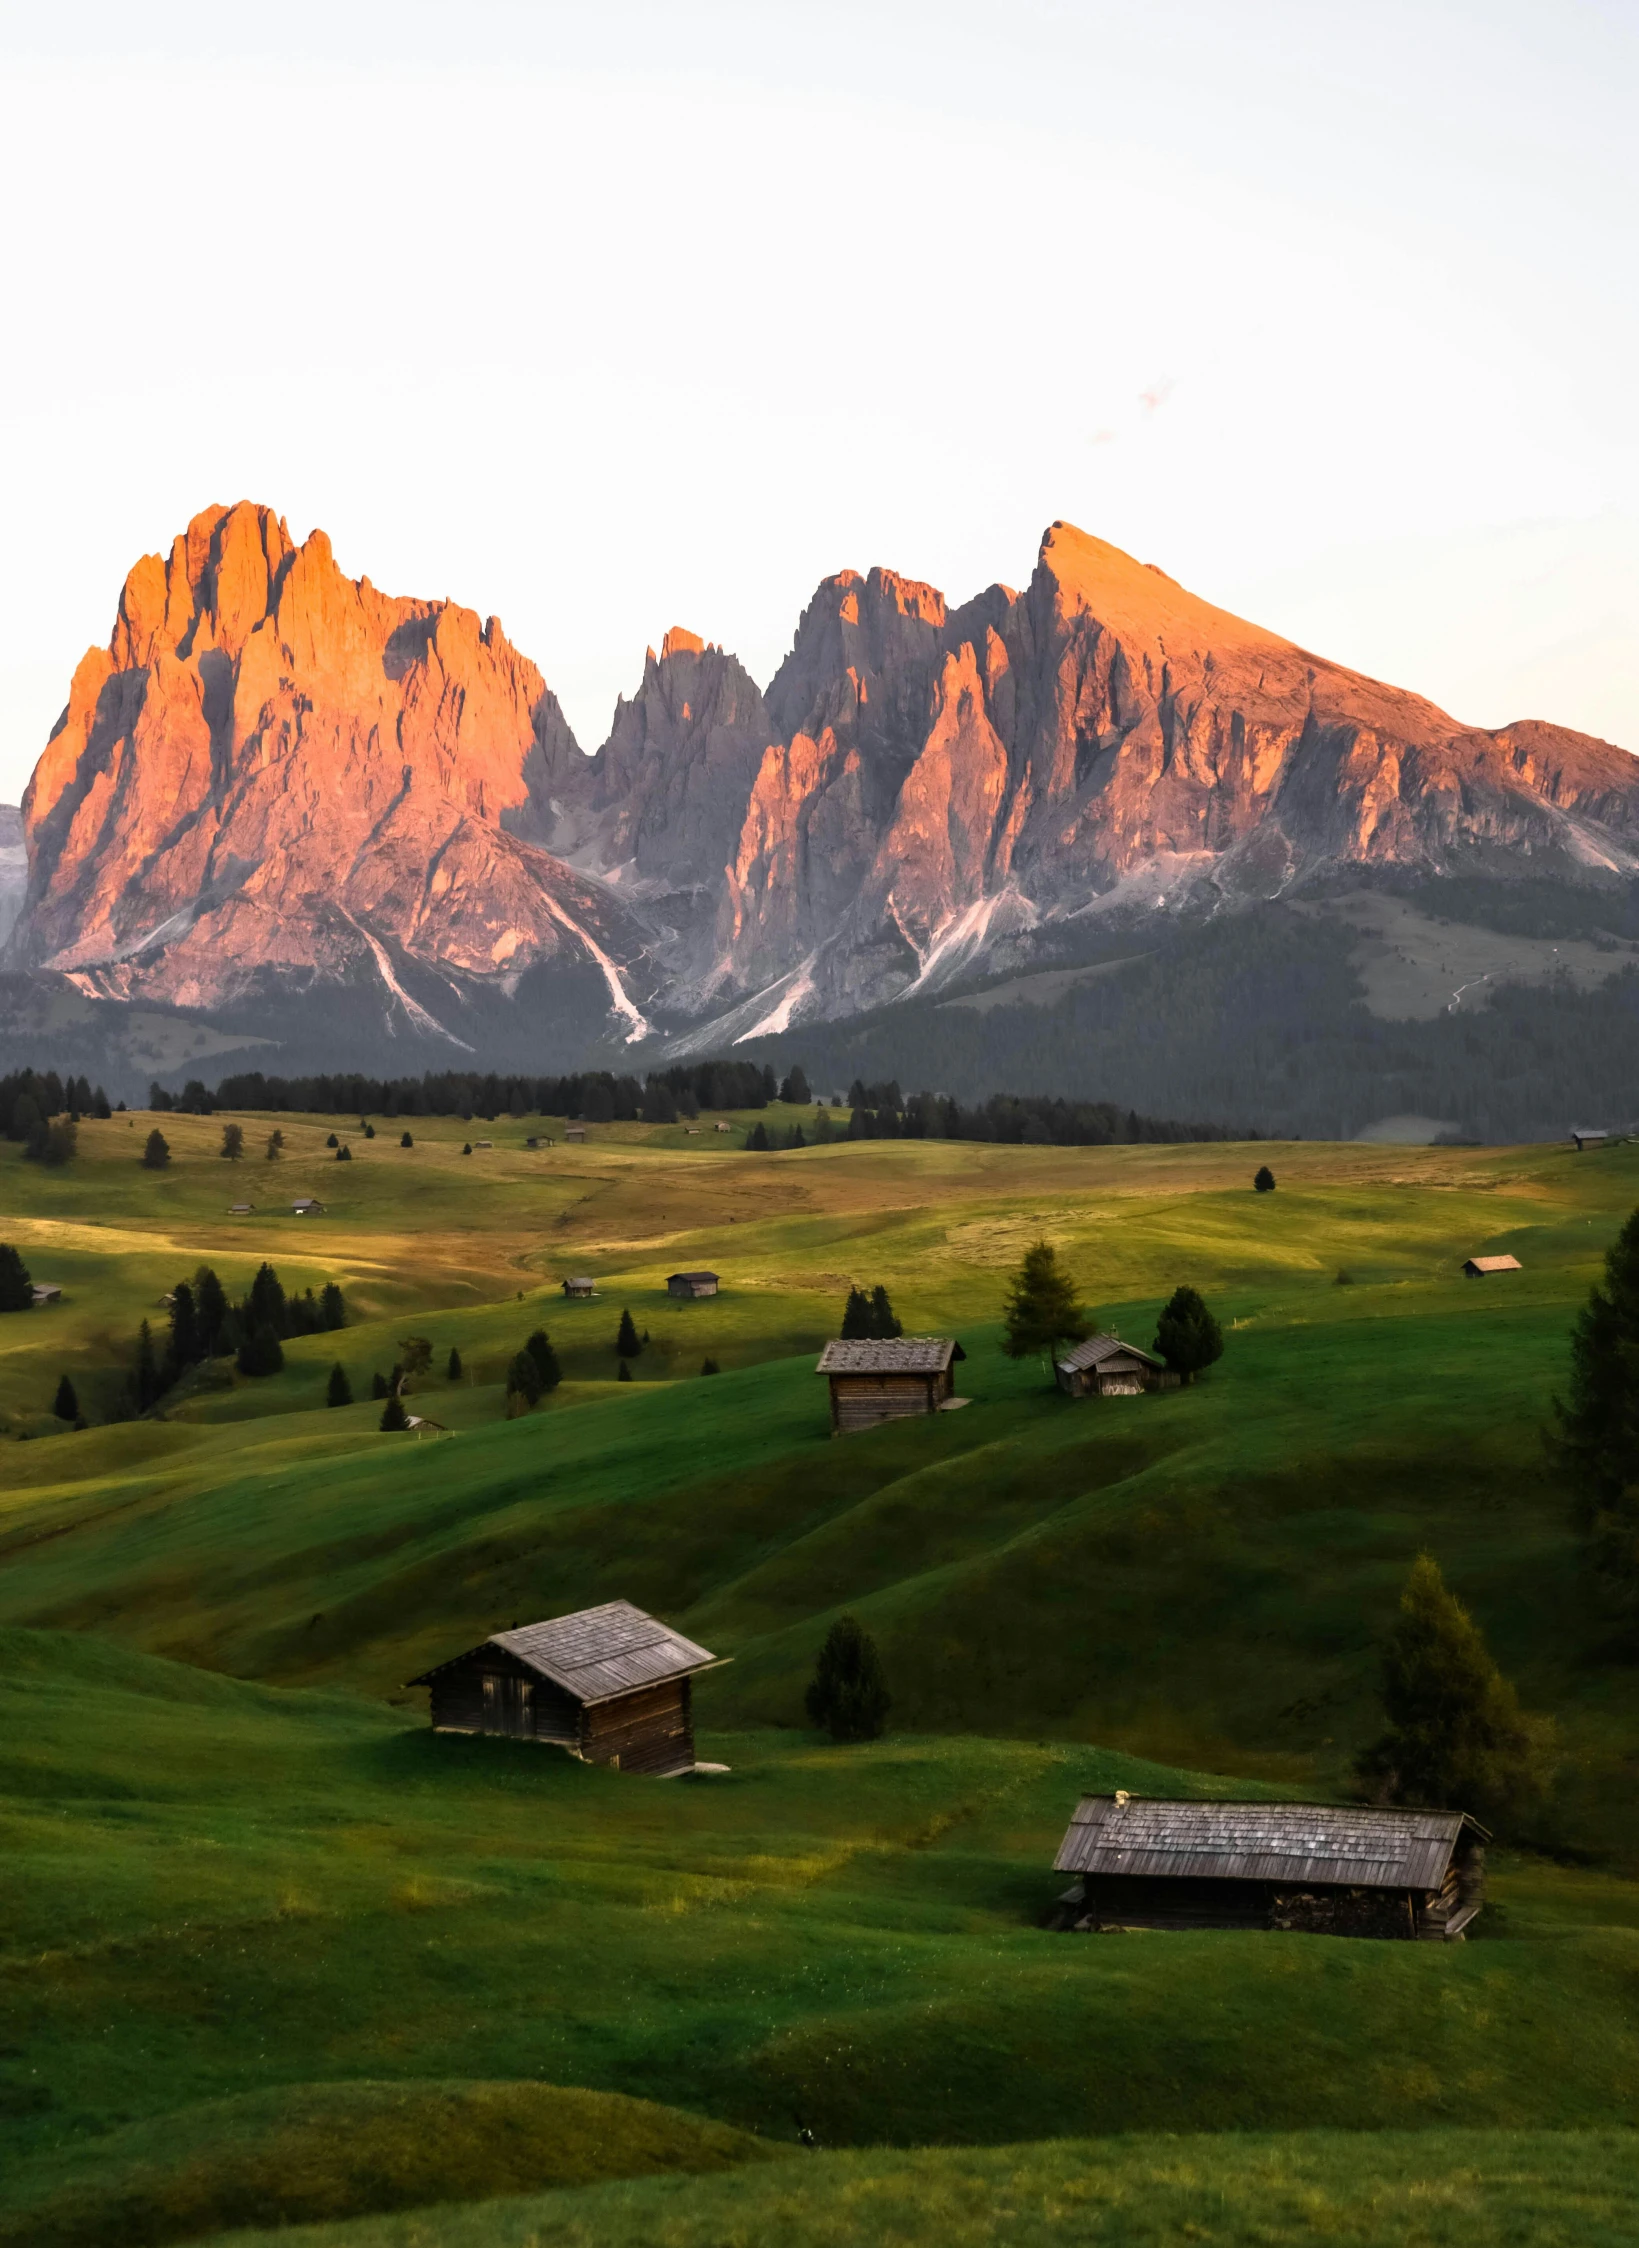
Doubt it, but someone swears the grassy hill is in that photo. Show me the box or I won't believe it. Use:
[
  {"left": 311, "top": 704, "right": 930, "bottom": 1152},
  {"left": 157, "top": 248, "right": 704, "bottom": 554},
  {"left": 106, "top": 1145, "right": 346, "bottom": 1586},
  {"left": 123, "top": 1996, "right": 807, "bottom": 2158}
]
[{"left": 4, "top": 1110, "right": 1639, "bottom": 2242}]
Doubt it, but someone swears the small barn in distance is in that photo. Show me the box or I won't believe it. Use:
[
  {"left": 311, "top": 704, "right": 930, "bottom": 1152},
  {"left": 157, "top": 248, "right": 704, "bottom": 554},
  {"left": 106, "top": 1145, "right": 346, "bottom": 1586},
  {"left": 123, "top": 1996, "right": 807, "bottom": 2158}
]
[
  {"left": 410, "top": 1601, "right": 720, "bottom": 1775},
  {"left": 561, "top": 1276, "right": 598, "bottom": 1299},
  {"left": 667, "top": 1270, "right": 719, "bottom": 1299},
  {"left": 1056, "top": 1333, "right": 1174, "bottom": 1398},
  {"left": 816, "top": 1337, "right": 961, "bottom": 1434},
  {"left": 1053, "top": 1795, "right": 1488, "bottom": 1940},
  {"left": 1572, "top": 1130, "right": 1609, "bottom": 1151},
  {"left": 1464, "top": 1255, "right": 1521, "bottom": 1277}
]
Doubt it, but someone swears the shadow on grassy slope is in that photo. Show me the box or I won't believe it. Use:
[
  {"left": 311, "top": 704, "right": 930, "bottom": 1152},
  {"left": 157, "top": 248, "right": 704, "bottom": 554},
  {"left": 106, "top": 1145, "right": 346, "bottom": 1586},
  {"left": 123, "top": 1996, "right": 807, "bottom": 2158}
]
[
  {"left": 0, "top": 2080, "right": 780, "bottom": 2248},
  {"left": 198, "top": 2129, "right": 1639, "bottom": 2248}
]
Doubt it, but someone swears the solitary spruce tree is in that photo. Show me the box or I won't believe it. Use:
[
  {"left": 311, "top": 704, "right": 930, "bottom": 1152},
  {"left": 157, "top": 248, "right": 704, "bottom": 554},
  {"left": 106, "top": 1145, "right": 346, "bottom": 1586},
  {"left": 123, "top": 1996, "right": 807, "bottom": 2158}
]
[
  {"left": 380, "top": 1391, "right": 410, "bottom": 1432},
  {"left": 53, "top": 1374, "right": 78, "bottom": 1421},
  {"left": 400, "top": 1130, "right": 414, "bottom": 1148},
  {"left": 616, "top": 1307, "right": 642, "bottom": 1359},
  {"left": 0, "top": 1243, "right": 32, "bottom": 1313},
  {"left": 142, "top": 1129, "right": 170, "bottom": 1169},
  {"left": 1552, "top": 1203, "right": 1639, "bottom": 1622},
  {"left": 220, "top": 1123, "right": 244, "bottom": 1160},
  {"left": 1002, "top": 1241, "right": 1090, "bottom": 1369},
  {"left": 805, "top": 1616, "right": 891, "bottom": 1742},
  {"left": 1355, "top": 1553, "right": 1549, "bottom": 1821},
  {"left": 1254, "top": 1165, "right": 1276, "bottom": 1193},
  {"left": 1153, "top": 1285, "right": 1224, "bottom": 1382},
  {"left": 326, "top": 1362, "right": 353, "bottom": 1408},
  {"left": 524, "top": 1329, "right": 562, "bottom": 1390},
  {"left": 447, "top": 1346, "right": 463, "bottom": 1382}
]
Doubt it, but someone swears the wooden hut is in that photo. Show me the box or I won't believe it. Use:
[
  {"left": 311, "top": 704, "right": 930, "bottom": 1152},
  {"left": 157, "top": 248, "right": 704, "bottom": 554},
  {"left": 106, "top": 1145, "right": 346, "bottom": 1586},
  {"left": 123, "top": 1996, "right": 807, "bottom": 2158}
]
[
  {"left": 1572, "top": 1130, "right": 1609, "bottom": 1151},
  {"left": 290, "top": 1196, "right": 325, "bottom": 1216},
  {"left": 565, "top": 1124, "right": 587, "bottom": 1142},
  {"left": 1055, "top": 1333, "right": 1174, "bottom": 1398},
  {"left": 667, "top": 1270, "right": 719, "bottom": 1299},
  {"left": 561, "top": 1276, "right": 597, "bottom": 1299},
  {"left": 409, "top": 1600, "right": 721, "bottom": 1776},
  {"left": 1052, "top": 1794, "right": 1488, "bottom": 1940},
  {"left": 30, "top": 1283, "right": 62, "bottom": 1307},
  {"left": 1463, "top": 1255, "right": 1521, "bottom": 1277},
  {"left": 816, "top": 1337, "right": 960, "bottom": 1434}
]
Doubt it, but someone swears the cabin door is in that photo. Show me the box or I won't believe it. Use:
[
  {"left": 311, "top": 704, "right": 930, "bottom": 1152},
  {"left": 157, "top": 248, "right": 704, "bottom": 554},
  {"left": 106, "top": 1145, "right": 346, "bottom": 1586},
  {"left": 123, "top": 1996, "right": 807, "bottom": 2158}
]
[{"left": 481, "top": 1673, "right": 535, "bottom": 1737}]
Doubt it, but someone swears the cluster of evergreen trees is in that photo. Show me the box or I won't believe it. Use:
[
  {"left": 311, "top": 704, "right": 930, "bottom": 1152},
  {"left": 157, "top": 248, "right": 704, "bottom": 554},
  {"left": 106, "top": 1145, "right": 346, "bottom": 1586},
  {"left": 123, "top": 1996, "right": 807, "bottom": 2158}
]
[
  {"left": 0, "top": 1068, "right": 115, "bottom": 1166},
  {"left": 841, "top": 1285, "right": 902, "bottom": 1339},
  {"left": 129, "top": 1262, "right": 348, "bottom": 1410},
  {"left": 195, "top": 1061, "right": 783, "bottom": 1123}
]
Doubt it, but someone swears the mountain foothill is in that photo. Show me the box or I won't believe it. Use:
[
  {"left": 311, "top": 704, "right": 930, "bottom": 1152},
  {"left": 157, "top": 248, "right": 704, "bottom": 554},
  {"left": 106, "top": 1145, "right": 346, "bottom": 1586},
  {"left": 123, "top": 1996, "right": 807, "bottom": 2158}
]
[{"left": 4, "top": 499, "right": 1637, "bottom": 1115}]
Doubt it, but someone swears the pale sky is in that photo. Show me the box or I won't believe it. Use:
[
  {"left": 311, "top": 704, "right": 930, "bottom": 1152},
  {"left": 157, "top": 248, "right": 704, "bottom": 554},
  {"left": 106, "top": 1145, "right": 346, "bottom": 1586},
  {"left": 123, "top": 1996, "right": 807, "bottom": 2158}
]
[{"left": 1, "top": 0, "right": 1635, "bottom": 805}]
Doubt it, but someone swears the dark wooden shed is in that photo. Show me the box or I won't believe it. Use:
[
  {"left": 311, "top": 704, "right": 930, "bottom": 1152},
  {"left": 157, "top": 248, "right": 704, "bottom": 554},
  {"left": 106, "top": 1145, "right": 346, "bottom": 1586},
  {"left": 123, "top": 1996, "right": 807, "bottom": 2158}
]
[
  {"left": 816, "top": 1337, "right": 960, "bottom": 1434},
  {"left": 408, "top": 1600, "right": 721, "bottom": 1776},
  {"left": 667, "top": 1270, "right": 719, "bottom": 1298},
  {"left": 1052, "top": 1794, "right": 1488, "bottom": 1940},
  {"left": 561, "top": 1276, "right": 597, "bottom": 1298},
  {"left": 1055, "top": 1333, "right": 1175, "bottom": 1398}
]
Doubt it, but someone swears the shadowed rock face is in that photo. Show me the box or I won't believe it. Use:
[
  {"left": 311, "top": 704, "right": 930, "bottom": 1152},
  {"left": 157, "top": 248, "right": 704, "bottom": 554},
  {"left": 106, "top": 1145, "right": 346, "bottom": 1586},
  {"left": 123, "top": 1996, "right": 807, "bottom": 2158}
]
[{"left": 8, "top": 506, "right": 1637, "bottom": 1048}]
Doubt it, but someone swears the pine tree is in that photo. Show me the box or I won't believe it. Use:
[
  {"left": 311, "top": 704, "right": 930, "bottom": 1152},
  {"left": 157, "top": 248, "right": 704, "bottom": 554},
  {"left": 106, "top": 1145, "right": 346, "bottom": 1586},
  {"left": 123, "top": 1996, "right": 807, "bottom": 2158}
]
[
  {"left": 134, "top": 1320, "right": 162, "bottom": 1411},
  {"left": 506, "top": 1351, "right": 543, "bottom": 1407},
  {"left": 325, "top": 1132, "right": 339, "bottom": 1148},
  {"left": 363, "top": 1121, "right": 376, "bottom": 1138},
  {"left": 247, "top": 1263, "right": 287, "bottom": 1338},
  {"left": 462, "top": 1142, "right": 472, "bottom": 1156},
  {"left": 701, "top": 1357, "right": 721, "bottom": 1375},
  {"left": 400, "top": 1130, "right": 414, "bottom": 1148},
  {"left": 841, "top": 1286, "right": 873, "bottom": 1338},
  {"left": 804, "top": 1616, "right": 891, "bottom": 1742},
  {"left": 165, "top": 1281, "right": 200, "bottom": 1382},
  {"left": 336, "top": 1144, "right": 352, "bottom": 1162},
  {"left": 1552, "top": 1203, "right": 1639, "bottom": 1620},
  {"left": 617, "top": 1360, "right": 632, "bottom": 1381},
  {"left": 142, "top": 1129, "right": 170, "bottom": 1169},
  {"left": 746, "top": 1122, "right": 770, "bottom": 1151},
  {"left": 1153, "top": 1285, "right": 1224, "bottom": 1382},
  {"left": 1002, "top": 1241, "right": 1090, "bottom": 1368},
  {"left": 1254, "top": 1165, "right": 1276, "bottom": 1192},
  {"left": 525, "top": 1329, "right": 561, "bottom": 1390},
  {"left": 446, "top": 1346, "right": 463, "bottom": 1381},
  {"left": 237, "top": 1322, "right": 285, "bottom": 1377},
  {"left": 326, "top": 1362, "right": 353, "bottom": 1408},
  {"left": 380, "top": 1391, "right": 410, "bottom": 1432},
  {"left": 53, "top": 1373, "right": 78, "bottom": 1421},
  {"left": 868, "top": 1285, "right": 902, "bottom": 1340},
  {"left": 371, "top": 1371, "right": 390, "bottom": 1400},
  {"left": 616, "top": 1307, "right": 642, "bottom": 1358},
  {"left": 1356, "top": 1554, "right": 1551, "bottom": 1820},
  {"left": 0, "top": 1243, "right": 32, "bottom": 1313},
  {"left": 194, "top": 1267, "right": 231, "bottom": 1357},
  {"left": 220, "top": 1123, "right": 244, "bottom": 1160},
  {"left": 319, "top": 1281, "right": 346, "bottom": 1331},
  {"left": 265, "top": 1130, "right": 283, "bottom": 1161}
]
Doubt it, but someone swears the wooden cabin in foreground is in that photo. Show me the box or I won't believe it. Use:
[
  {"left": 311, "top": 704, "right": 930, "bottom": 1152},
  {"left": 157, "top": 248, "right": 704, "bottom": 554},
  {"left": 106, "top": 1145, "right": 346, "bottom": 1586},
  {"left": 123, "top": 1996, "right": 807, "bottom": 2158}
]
[
  {"left": 409, "top": 1600, "right": 721, "bottom": 1776},
  {"left": 1464, "top": 1255, "right": 1521, "bottom": 1277},
  {"left": 816, "top": 1337, "right": 962, "bottom": 1433},
  {"left": 1055, "top": 1333, "right": 1175, "bottom": 1398},
  {"left": 667, "top": 1270, "right": 719, "bottom": 1298},
  {"left": 1052, "top": 1794, "right": 1488, "bottom": 1940}
]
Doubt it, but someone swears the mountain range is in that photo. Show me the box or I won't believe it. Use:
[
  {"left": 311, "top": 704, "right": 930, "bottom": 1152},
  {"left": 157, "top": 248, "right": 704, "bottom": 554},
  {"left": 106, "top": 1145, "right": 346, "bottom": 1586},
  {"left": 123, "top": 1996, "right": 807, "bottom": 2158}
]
[{"left": 4, "top": 500, "right": 1638, "bottom": 1124}]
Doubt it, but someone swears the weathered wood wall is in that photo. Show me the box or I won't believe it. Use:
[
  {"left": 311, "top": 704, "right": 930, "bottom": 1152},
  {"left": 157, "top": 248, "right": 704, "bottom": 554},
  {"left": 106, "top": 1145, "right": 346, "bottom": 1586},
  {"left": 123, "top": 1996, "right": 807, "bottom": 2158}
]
[
  {"left": 1062, "top": 1870, "right": 1480, "bottom": 1940},
  {"left": 829, "top": 1370, "right": 950, "bottom": 1433},
  {"left": 581, "top": 1678, "right": 695, "bottom": 1775}
]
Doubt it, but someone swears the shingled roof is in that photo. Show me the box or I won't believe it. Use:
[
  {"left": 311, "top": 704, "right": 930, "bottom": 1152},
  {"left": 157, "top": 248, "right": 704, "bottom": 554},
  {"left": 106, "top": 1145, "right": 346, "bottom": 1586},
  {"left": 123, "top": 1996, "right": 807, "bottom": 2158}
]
[
  {"left": 1056, "top": 1333, "right": 1164, "bottom": 1374},
  {"left": 815, "top": 1338, "right": 957, "bottom": 1375},
  {"left": 1054, "top": 1796, "right": 1488, "bottom": 1891},
  {"left": 411, "top": 1601, "right": 719, "bottom": 1706}
]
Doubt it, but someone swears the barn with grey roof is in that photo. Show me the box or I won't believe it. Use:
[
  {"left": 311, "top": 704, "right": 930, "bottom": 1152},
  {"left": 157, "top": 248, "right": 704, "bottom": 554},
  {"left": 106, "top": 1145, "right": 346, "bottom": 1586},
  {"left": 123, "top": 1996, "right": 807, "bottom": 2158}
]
[
  {"left": 409, "top": 1601, "right": 722, "bottom": 1775},
  {"left": 1052, "top": 1794, "right": 1488, "bottom": 1940}
]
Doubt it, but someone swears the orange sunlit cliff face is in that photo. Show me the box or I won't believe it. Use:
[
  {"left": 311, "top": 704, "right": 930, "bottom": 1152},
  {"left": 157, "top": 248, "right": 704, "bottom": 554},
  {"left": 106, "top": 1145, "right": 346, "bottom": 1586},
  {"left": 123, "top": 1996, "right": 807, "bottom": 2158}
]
[{"left": 7, "top": 504, "right": 1637, "bottom": 1043}]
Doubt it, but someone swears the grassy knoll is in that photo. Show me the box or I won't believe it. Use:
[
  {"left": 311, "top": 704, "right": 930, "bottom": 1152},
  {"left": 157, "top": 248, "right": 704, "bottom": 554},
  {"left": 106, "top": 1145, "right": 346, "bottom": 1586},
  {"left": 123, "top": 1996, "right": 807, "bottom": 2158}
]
[
  {"left": 5, "top": 1117, "right": 1639, "bottom": 2239},
  {"left": 199, "top": 2130, "right": 1639, "bottom": 2248}
]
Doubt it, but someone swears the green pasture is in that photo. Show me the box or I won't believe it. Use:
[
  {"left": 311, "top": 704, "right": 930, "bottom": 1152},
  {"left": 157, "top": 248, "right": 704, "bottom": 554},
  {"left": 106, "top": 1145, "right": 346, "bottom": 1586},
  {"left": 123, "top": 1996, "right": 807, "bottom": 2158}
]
[
  {"left": 4, "top": 1116, "right": 1639, "bottom": 2242},
  {"left": 198, "top": 2130, "right": 1639, "bottom": 2248}
]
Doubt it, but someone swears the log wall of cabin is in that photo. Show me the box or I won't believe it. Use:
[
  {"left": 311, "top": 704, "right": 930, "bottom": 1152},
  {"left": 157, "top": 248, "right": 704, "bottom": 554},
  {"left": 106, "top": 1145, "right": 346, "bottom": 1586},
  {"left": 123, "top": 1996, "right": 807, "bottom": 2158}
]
[
  {"left": 829, "top": 1372, "right": 948, "bottom": 1433},
  {"left": 426, "top": 1648, "right": 578, "bottom": 1743},
  {"left": 580, "top": 1678, "right": 694, "bottom": 1774},
  {"left": 1069, "top": 1873, "right": 1442, "bottom": 1938}
]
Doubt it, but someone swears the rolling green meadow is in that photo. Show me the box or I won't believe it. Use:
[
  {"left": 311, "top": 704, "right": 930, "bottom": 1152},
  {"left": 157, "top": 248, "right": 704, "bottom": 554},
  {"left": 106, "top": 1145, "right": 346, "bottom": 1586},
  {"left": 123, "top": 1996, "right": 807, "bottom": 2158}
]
[{"left": 3, "top": 1104, "right": 1639, "bottom": 2244}]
